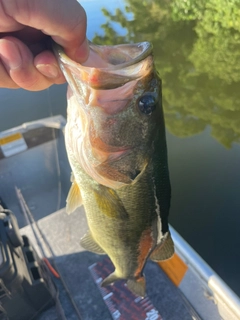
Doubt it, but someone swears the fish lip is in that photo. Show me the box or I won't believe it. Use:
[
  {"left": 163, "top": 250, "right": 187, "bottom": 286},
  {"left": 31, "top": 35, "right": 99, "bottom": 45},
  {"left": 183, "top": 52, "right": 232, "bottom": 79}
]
[
  {"left": 87, "top": 41, "right": 153, "bottom": 70},
  {"left": 53, "top": 41, "right": 153, "bottom": 70},
  {"left": 53, "top": 40, "right": 154, "bottom": 90}
]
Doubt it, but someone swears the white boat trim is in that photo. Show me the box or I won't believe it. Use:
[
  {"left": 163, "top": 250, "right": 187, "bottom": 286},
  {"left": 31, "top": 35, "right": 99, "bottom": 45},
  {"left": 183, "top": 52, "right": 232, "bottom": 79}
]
[{"left": 170, "top": 226, "right": 240, "bottom": 320}]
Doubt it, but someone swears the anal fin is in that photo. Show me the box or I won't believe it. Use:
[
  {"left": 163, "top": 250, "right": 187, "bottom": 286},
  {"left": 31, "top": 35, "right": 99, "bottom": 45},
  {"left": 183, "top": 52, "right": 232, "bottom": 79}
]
[
  {"left": 66, "top": 175, "right": 82, "bottom": 214},
  {"left": 80, "top": 231, "right": 105, "bottom": 254},
  {"left": 150, "top": 232, "right": 174, "bottom": 262}
]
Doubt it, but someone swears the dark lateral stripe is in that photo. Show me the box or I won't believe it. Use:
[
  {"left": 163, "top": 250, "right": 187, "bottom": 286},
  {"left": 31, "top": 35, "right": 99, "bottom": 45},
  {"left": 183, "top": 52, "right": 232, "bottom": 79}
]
[{"left": 0, "top": 127, "right": 58, "bottom": 159}]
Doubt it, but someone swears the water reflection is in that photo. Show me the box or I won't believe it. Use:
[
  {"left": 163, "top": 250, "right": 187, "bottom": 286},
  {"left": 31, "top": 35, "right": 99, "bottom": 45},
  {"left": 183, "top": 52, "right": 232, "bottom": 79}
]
[
  {"left": 89, "top": 0, "right": 240, "bottom": 296},
  {"left": 92, "top": 0, "right": 240, "bottom": 148}
]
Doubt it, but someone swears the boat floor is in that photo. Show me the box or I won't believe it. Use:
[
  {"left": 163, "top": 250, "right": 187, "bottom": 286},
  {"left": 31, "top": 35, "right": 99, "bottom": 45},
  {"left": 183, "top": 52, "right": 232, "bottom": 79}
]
[{"left": 21, "top": 207, "right": 200, "bottom": 320}]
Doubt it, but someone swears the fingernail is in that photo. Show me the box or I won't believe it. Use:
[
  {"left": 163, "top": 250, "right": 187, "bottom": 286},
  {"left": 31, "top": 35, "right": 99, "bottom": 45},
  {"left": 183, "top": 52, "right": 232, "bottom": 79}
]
[
  {"left": 0, "top": 40, "right": 22, "bottom": 70},
  {"left": 36, "top": 64, "right": 59, "bottom": 78},
  {"left": 74, "top": 38, "right": 89, "bottom": 62}
]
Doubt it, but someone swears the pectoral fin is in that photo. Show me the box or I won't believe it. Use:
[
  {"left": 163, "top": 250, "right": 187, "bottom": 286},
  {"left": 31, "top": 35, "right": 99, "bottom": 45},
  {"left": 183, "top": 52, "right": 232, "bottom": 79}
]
[
  {"left": 80, "top": 231, "right": 105, "bottom": 254},
  {"left": 66, "top": 177, "right": 82, "bottom": 214},
  {"left": 94, "top": 186, "right": 128, "bottom": 220},
  {"left": 150, "top": 232, "right": 174, "bottom": 261}
]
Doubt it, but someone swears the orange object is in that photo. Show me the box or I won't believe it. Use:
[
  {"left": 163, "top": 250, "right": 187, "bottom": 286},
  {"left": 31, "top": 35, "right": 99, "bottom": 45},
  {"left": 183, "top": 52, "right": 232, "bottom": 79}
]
[
  {"left": 43, "top": 257, "right": 60, "bottom": 278},
  {"left": 158, "top": 253, "right": 188, "bottom": 286}
]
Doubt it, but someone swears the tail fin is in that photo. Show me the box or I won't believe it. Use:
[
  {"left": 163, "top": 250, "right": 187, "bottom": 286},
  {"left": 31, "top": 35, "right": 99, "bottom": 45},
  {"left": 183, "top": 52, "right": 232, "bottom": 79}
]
[
  {"left": 101, "top": 272, "right": 146, "bottom": 298},
  {"left": 127, "top": 276, "right": 146, "bottom": 298}
]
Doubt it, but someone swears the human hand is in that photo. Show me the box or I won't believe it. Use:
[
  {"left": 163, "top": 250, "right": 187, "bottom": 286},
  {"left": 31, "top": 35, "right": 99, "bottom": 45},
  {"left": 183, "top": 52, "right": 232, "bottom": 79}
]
[{"left": 0, "top": 0, "right": 89, "bottom": 90}]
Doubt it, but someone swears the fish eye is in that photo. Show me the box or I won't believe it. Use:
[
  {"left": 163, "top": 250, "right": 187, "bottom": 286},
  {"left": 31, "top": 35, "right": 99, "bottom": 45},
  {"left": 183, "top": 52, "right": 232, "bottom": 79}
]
[{"left": 138, "top": 94, "right": 156, "bottom": 115}]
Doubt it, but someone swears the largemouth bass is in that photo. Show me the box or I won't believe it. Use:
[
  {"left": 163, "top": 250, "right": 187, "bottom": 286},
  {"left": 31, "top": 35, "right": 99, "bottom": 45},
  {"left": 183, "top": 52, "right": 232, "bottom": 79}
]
[{"left": 54, "top": 41, "right": 174, "bottom": 297}]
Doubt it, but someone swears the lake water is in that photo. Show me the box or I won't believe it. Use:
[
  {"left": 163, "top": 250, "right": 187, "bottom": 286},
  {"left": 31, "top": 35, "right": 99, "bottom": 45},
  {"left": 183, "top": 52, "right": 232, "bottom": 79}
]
[{"left": 0, "top": 0, "right": 239, "bottom": 296}]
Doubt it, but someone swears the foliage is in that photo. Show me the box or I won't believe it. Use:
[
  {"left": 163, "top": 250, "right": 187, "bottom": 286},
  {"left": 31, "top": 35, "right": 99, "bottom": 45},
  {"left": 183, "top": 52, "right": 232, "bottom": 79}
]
[{"left": 93, "top": 0, "right": 240, "bottom": 147}]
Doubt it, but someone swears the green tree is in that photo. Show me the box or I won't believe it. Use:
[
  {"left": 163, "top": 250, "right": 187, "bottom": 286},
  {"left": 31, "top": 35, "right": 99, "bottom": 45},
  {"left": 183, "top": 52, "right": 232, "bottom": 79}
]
[{"left": 93, "top": 0, "right": 240, "bottom": 148}]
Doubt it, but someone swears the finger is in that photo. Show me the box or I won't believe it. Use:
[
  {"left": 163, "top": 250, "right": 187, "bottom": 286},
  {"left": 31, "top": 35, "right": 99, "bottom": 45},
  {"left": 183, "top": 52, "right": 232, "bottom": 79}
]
[
  {"left": 34, "top": 50, "right": 66, "bottom": 84},
  {"left": 0, "top": 1, "right": 24, "bottom": 31},
  {"left": 1, "top": 0, "right": 89, "bottom": 62},
  {"left": 0, "top": 62, "right": 19, "bottom": 89},
  {"left": 0, "top": 37, "right": 61, "bottom": 91}
]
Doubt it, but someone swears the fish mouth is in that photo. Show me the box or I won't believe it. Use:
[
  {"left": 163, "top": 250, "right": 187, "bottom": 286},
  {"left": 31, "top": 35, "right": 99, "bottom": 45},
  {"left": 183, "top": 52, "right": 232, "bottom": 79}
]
[
  {"left": 53, "top": 41, "right": 154, "bottom": 90},
  {"left": 85, "top": 41, "right": 153, "bottom": 69}
]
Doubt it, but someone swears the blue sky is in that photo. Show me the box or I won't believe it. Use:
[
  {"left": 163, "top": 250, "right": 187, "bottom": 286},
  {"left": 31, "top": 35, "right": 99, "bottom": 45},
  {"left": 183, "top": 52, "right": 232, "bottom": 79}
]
[{"left": 80, "top": 0, "right": 132, "bottom": 40}]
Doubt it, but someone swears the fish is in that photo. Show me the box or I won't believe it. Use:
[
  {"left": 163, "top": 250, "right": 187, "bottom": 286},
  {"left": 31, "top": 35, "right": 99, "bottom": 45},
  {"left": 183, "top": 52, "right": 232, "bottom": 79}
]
[{"left": 53, "top": 41, "right": 174, "bottom": 297}]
